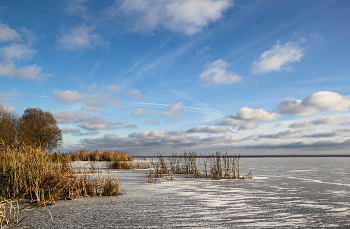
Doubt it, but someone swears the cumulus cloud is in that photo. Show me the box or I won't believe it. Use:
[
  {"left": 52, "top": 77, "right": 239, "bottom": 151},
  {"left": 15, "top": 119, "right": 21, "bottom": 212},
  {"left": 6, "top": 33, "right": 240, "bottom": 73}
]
[
  {"left": 251, "top": 42, "right": 303, "bottom": 74},
  {"left": 200, "top": 59, "right": 242, "bottom": 85},
  {"left": 117, "top": 0, "right": 232, "bottom": 35},
  {"left": 58, "top": 25, "right": 109, "bottom": 50},
  {"left": 162, "top": 102, "right": 184, "bottom": 117},
  {"left": 81, "top": 129, "right": 242, "bottom": 150},
  {"left": 0, "top": 23, "right": 20, "bottom": 42},
  {"left": 127, "top": 89, "right": 143, "bottom": 99},
  {"left": 53, "top": 90, "right": 121, "bottom": 112},
  {"left": 104, "top": 85, "right": 121, "bottom": 94},
  {"left": 278, "top": 91, "right": 350, "bottom": 116},
  {"left": 187, "top": 125, "right": 231, "bottom": 134},
  {"left": 0, "top": 43, "right": 50, "bottom": 81},
  {"left": 125, "top": 124, "right": 138, "bottom": 128},
  {"left": 218, "top": 107, "right": 280, "bottom": 130},
  {"left": 132, "top": 108, "right": 158, "bottom": 117},
  {"left": 289, "top": 116, "right": 348, "bottom": 128},
  {"left": 53, "top": 111, "right": 122, "bottom": 130},
  {"left": 238, "top": 122, "right": 259, "bottom": 130},
  {"left": 145, "top": 119, "right": 160, "bottom": 125},
  {"left": 237, "top": 107, "right": 281, "bottom": 121}
]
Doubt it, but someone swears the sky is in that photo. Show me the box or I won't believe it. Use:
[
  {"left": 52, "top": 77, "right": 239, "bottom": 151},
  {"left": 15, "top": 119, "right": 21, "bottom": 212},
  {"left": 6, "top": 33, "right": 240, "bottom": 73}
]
[{"left": 1, "top": 0, "right": 350, "bottom": 156}]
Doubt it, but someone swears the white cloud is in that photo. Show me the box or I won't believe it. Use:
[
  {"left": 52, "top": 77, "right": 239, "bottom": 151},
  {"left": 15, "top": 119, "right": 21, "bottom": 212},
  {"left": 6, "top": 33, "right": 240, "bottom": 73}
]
[
  {"left": 58, "top": 25, "right": 109, "bottom": 50},
  {"left": 65, "top": 0, "right": 89, "bottom": 18},
  {"left": 82, "top": 128, "right": 242, "bottom": 150},
  {"left": 278, "top": 91, "right": 350, "bottom": 116},
  {"left": 0, "top": 43, "right": 49, "bottom": 81},
  {"left": 132, "top": 108, "right": 158, "bottom": 117},
  {"left": 104, "top": 85, "right": 121, "bottom": 94},
  {"left": 117, "top": 0, "right": 232, "bottom": 35},
  {"left": 0, "top": 102, "right": 15, "bottom": 113},
  {"left": 237, "top": 107, "right": 281, "bottom": 121},
  {"left": 218, "top": 107, "right": 280, "bottom": 130},
  {"left": 290, "top": 116, "right": 348, "bottom": 128},
  {"left": 162, "top": 102, "right": 184, "bottom": 117},
  {"left": 127, "top": 89, "right": 143, "bottom": 99},
  {"left": 219, "top": 115, "right": 245, "bottom": 127},
  {"left": 145, "top": 119, "right": 161, "bottom": 125},
  {"left": 62, "top": 128, "right": 99, "bottom": 136},
  {"left": 0, "top": 63, "right": 49, "bottom": 81},
  {"left": 1, "top": 43, "right": 36, "bottom": 62},
  {"left": 196, "top": 46, "right": 210, "bottom": 55},
  {"left": 125, "top": 124, "right": 138, "bottom": 128},
  {"left": 79, "top": 123, "right": 116, "bottom": 130},
  {"left": 187, "top": 125, "right": 231, "bottom": 134},
  {"left": 200, "top": 59, "right": 242, "bottom": 85},
  {"left": 88, "top": 83, "right": 96, "bottom": 90},
  {"left": 0, "top": 23, "right": 20, "bottom": 42},
  {"left": 53, "top": 90, "right": 121, "bottom": 112},
  {"left": 257, "top": 129, "right": 309, "bottom": 139},
  {"left": 303, "top": 127, "right": 350, "bottom": 138},
  {"left": 238, "top": 122, "right": 259, "bottom": 130},
  {"left": 250, "top": 42, "right": 303, "bottom": 74},
  {"left": 53, "top": 110, "right": 123, "bottom": 131}
]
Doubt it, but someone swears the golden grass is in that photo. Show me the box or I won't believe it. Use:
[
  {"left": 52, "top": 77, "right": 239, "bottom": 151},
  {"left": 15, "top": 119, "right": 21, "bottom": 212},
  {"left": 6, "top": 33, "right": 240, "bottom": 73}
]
[
  {"left": 0, "top": 142, "right": 120, "bottom": 208},
  {"left": 51, "top": 149, "right": 132, "bottom": 162}
]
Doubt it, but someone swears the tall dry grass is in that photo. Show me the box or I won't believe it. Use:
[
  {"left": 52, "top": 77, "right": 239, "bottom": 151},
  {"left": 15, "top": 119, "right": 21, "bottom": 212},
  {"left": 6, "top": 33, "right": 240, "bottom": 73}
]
[
  {"left": 51, "top": 149, "right": 132, "bottom": 162},
  {"left": 0, "top": 142, "right": 120, "bottom": 207}
]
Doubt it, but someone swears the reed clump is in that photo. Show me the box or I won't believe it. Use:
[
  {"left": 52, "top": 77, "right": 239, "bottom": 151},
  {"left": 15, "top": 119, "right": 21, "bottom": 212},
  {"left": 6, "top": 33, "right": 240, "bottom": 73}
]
[
  {"left": 0, "top": 142, "right": 120, "bottom": 207},
  {"left": 145, "top": 151, "right": 251, "bottom": 181},
  {"left": 51, "top": 149, "right": 132, "bottom": 162}
]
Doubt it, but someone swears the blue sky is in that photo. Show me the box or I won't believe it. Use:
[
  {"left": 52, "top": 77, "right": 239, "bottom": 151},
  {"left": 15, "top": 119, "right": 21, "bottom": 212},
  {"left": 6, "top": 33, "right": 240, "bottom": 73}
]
[{"left": 1, "top": 0, "right": 350, "bottom": 155}]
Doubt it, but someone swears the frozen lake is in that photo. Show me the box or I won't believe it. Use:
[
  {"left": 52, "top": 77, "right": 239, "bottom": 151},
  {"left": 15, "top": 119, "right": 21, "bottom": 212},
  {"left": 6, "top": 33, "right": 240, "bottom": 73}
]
[{"left": 23, "top": 157, "right": 350, "bottom": 228}]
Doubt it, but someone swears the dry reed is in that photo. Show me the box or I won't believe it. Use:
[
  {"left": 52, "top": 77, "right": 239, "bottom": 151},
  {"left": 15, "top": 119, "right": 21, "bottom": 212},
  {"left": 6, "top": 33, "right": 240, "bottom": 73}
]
[{"left": 0, "top": 142, "right": 120, "bottom": 207}]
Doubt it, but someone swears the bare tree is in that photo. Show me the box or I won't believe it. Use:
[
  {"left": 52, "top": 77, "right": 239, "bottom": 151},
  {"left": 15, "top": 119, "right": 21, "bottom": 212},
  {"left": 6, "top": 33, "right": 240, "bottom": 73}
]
[
  {"left": 0, "top": 105, "right": 18, "bottom": 147},
  {"left": 18, "top": 107, "right": 62, "bottom": 151}
]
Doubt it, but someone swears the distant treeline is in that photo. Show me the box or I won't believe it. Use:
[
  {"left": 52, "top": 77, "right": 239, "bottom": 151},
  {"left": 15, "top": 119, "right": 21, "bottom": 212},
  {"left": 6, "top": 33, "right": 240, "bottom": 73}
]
[{"left": 51, "top": 149, "right": 133, "bottom": 162}]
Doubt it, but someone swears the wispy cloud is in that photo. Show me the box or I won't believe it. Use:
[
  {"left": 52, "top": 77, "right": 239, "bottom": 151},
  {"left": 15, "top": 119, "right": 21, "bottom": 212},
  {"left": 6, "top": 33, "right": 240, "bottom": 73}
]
[
  {"left": 53, "top": 90, "right": 121, "bottom": 113},
  {"left": 250, "top": 41, "right": 303, "bottom": 74},
  {"left": 162, "top": 102, "right": 184, "bottom": 117},
  {"left": 0, "top": 22, "right": 20, "bottom": 42},
  {"left": 57, "top": 25, "right": 109, "bottom": 50},
  {"left": 132, "top": 108, "right": 159, "bottom": 117}
]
